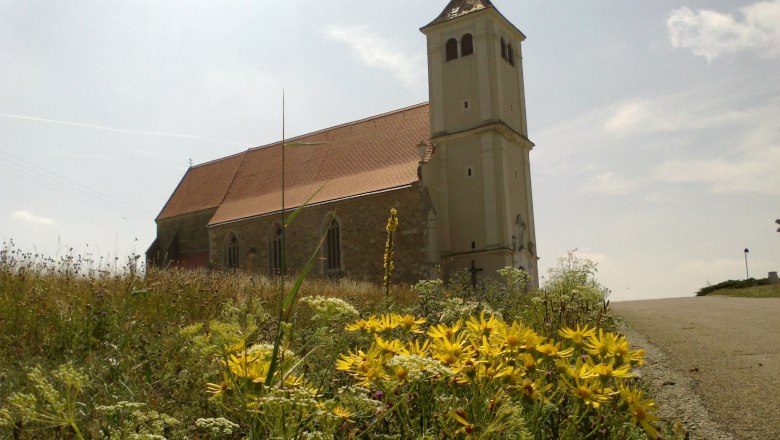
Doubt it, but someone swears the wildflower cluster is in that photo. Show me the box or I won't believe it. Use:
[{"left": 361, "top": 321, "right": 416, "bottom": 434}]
[
  {"left": 3, "top": 364, "right": 89, "bottom": 440},
  {"left": 300, "top": 295, "right": 360, "bottom": 324},
  {"left": 203, "top": 341, "right": 330, "bottom": 438},
  {"left": 336, "top": 312, "right": 657, "bottom": 439},
  {"left": 345, "top": 313, "right": 427, "bottom": 335},
  {"left": 206, "top": 342, "right": 314, "bottom": 399}
]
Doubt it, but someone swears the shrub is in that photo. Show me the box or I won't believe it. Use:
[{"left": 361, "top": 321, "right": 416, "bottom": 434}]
[{"left": 696, "top": 278, "right": 769, "bottom": 296}]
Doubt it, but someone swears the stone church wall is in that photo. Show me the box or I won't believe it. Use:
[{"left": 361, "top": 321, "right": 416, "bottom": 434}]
[
  {"left": 149, "top": 208, "right": 215, "bottom": 267},
  {"left": 209, "top": 185, "right": 432, "bottom": 284}
]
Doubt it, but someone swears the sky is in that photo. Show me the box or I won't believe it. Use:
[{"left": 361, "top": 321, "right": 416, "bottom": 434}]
[{"left": 1, "top": 0, "right": 778, "bottom": 301}]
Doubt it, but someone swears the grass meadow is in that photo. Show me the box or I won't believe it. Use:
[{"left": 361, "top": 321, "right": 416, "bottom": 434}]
[{"left": 0, "top": 242, "right": 684, "bottom": 439}]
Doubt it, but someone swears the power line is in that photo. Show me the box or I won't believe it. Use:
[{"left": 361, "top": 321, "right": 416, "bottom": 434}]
[{"left": 0, "top": 150, "right": 155, "bottom": 222}]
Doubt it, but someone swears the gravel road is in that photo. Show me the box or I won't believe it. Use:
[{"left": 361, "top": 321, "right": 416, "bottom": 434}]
[{"left": 611, "top": 297, "right": 780, "bottom": 440}]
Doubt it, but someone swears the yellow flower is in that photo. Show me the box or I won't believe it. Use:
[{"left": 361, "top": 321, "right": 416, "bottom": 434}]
[
  {"left": 332, "top": 405, "right": 355, "bottom": 422},
  {"left": 374, "top": 334, "right": 409, "bottom": 356},
  {"left": 587, "top": 359, "right": 633, "bottom": 380},
  {"left": 226, "top": 351, "right": 269, "bottom": 382},
  {"left": 535, "top": 340, "right": 574, "bottom": 358},
  {"left": 521, "top": 352, "right": 539, "bottom": 371},
  {"left": 466, "top": 311, "right": 501, "bottom": 338},
  {"left": 377, "top": 314, "right": 398, "bottom": 332},
  {"left": 496, "top": 321, "right": 527, "bottom": 350},
  {"left": 386, "top": 208, "right": 399, "bottom": 233},
  {"left": 345, "top": 316, "right": 383, "bottom": 333},
  {"left": 393, "top": 364, "right": 409, "bottom": 382},
  {"left": 223, "top": 340, "right": 247, "bottom": 355},
  {"left": 452, "top": 358, "right": 479, "bottom": 383},
  {"left": 500, "top": 365, "right": 526, "bottom": 386},
  {"left": 584, "top": 328, "right": 618, "bottom": 359},
  {"left": 449, "top": 409, "right": 476, "bottom": 437},
  {"left": 406, "top": 338, "right": 431, "bottom": 356},
  {"left": 620, "top": 385, "right": 660, "bottom": 438},
  {"left": 515, "top": 377, "right": 551, "bottom": 401},
  {"left": 563, "top": 358, "right": 598, "bottom": 381},
  {"left": 359, "top": 366, "right": 388, "bottom": 386},
  {"left": 206, "top": 380, "right": 229, "bottom": 397},
  {"left": 479, "top": 361, "right": 512, "bottom": 381},
  {"left": 626, "top": 348, "right": 646, "bottom": 366},
  {"left": 475, "top": 334, "right": 505, "bottom": 359},
  {"left": 611, "top": 333, "right": 646, "bottom": 366},
  {"left": 561, "top": 376, "right": 611, "bottom": 408},
  {"left": 431, "top": 333, "right": 473, "bottom": 366},
  {"left": 428, "top": 320, "right": 463, "bottom": 341},
  {"left": 394, "top": 314, "right": 427, "bottom": 333},
  {"left": 335, "top": 348, "right": 366, "bottom": 372},
  {"left": 337, "top": 345, "right": 390, "bottom": 386},
  {"left": 614, "top": 333, "right": 631, "bottom": 357},
  {"left": 558, "top": 324, "right": 597, "bottom": 347},
  {"left": 496, "top": 320, "right": 541, "bottom": 354}
]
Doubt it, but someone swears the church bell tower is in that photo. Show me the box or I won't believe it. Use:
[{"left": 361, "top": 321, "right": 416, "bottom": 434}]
[{"left": 420, "top": 0, "right": 539, "bottom": 287}]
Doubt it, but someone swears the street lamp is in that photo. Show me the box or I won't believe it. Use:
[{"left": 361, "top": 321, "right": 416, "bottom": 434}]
[{"left": 744, "top": 248, "right": 750, "bottom": 279}]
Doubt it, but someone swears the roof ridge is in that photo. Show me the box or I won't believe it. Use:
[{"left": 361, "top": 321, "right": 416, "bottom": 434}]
[
  {"left": 190, "top": 149, "right": 247, "bottom": 169},
  {"left": 247, "top": 102, "right": 430, "bottom": 152}
]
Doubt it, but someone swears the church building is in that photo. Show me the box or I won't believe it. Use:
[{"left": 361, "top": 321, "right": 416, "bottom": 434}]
[{"left": 147, "top": 0, "right": 539, "bottom": 287}]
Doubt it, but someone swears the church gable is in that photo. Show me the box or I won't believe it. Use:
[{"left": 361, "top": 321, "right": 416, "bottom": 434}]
[{"left": 155, "top": 152, "right": 245, "bottom": 221}]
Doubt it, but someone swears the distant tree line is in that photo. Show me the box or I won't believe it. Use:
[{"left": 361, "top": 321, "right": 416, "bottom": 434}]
[{"left": 696, "top": 278, "right": 769, "bottom": 296}]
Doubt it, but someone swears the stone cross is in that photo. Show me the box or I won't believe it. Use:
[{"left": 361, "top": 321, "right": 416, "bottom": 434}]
[{"left": 469, "top": 259, "right": 483, "bottom": 288}]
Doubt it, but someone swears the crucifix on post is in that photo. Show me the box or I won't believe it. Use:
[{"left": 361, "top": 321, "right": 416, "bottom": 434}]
[{"left": 469, "top": 259, "right": 483, "bottom": 289}]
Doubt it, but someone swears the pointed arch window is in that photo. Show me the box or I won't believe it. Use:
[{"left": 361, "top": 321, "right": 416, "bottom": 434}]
[
  {"left": 445, "top": 38, "right": 459, "bottom": 61},
  {"left": 323, "top": 216, "right": 342, "bottom": 273},
  {"left": 269, "top": 224, "right": 283, "bottom": 275},
  {"left": 226, "top": 233, "right": 240, "bottom": 270},
  {"left": 461, "top": 34, "right": 473, "bottom": 56}
]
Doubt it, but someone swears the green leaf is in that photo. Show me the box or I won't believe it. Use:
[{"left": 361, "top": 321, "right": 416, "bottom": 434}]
[
  {"left": 265, "top": 213, "right": 330, "bottom": 387},
  {"left": 284, "top": 184, "right": 325, "bottom": 227},
  {"left": 283, "top": 231, "right": 328, "bottom": 321}
]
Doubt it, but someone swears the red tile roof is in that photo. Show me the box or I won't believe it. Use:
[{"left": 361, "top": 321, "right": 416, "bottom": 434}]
[
  {"left": 157, "top": 103, "right": 430, "bottom": 225},
  {"left": 156, "top": 152, "right": 245, "bottom": 220}
]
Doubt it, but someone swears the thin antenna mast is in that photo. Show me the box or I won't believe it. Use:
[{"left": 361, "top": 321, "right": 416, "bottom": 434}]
[{"left": 281, "top": 91, "right": 287, "bottom": 279}]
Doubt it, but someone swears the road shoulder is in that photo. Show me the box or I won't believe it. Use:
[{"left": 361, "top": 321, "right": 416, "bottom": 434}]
[{"left": 618, "top": 321, "right": 734, "bottom": 440}]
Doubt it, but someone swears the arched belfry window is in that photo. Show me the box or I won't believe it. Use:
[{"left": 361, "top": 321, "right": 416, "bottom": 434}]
[
  {"left": 514, "top": 216, "right": 527, "bottom": 251},
  {"left": 500, "top": 38, "right": 507, "bottom": 60},
  {"left": 445, "top": 38, "right": 459, "bottom": 61},
  {"left": 461, "top": 34, "right": 473, "bottom": 56},
  {"left": 323, "top": 216, "right": 342, "bottom": 273},
  {"left": 507, "top": 43, "right": 515, "bottom": 66},
  {"left": 269, "top": 224, "right": 283, "bottom": 275},
  {"left": 226, "top": 232, "right": 240, "bottom": 270}
]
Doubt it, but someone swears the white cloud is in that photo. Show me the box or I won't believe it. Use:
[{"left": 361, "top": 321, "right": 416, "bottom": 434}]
[
  {"left": 667, "top": 1, "right": 780, "bottom": 61},
  {"left": 322, "top": 25, "right": 424, "bottom": 87},
  {"left": 653, "top": 145, "right": 780, "bottom": 195},
  {"left": 604, "top": 97, "right": 750, "bottom": 136},
  {"left": 538, "top": 81, "right": 780, "bottom": 196},
  {"left": 11, "top": 210, "right": 55, "bottom": 225},
  {"left": 579, "top": 172, "right": 637, "bottom": 195}
]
